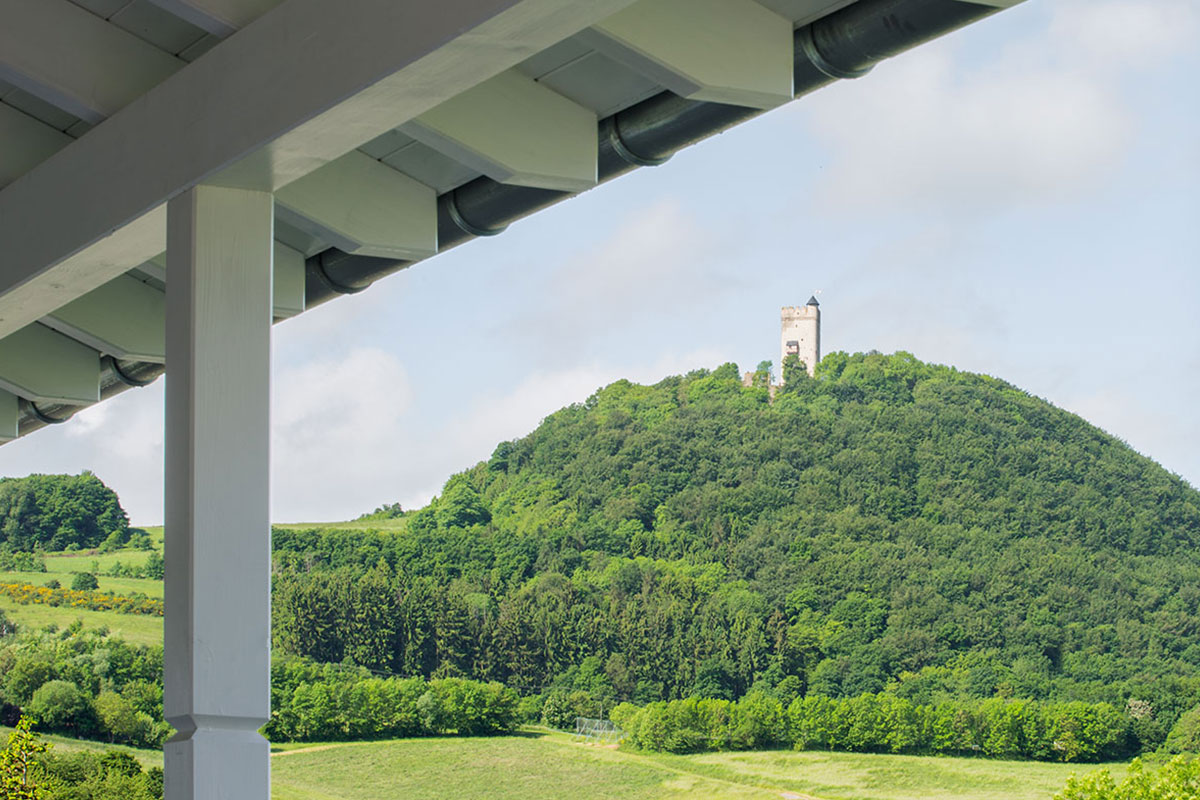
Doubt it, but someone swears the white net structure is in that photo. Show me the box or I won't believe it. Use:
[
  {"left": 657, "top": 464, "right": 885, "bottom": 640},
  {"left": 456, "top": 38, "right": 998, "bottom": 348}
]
[{"left": 574, "top": 717, "right": 624, "bottom": 745}]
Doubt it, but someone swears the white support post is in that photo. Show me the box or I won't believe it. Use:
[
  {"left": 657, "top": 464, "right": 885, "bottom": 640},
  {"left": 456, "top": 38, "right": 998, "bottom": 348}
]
[{"left": 164, "top": 185, "right": 273, "bottom": 800}]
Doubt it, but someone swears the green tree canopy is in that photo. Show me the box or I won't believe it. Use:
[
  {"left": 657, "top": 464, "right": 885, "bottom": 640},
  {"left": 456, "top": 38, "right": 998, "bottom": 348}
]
[{"left": 0, "top": 473, "right": 128, "bottom": 551}]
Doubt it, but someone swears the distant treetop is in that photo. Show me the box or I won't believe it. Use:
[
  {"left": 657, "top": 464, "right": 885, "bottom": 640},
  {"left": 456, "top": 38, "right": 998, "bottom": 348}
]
[{"left": 0, "top": 472, "right": 129, "bottom": 551}]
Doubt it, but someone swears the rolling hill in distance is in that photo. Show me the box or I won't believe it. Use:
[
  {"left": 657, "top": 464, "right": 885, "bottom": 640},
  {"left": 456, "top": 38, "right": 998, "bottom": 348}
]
[{"left": 268, "top": 350, "right": 1200, "bottom": 745}]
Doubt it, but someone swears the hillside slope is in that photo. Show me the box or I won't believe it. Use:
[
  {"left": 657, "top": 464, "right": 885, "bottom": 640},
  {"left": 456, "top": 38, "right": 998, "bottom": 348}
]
[{"left": 272, "top": 352, "right": 1200, "bottom": 735}]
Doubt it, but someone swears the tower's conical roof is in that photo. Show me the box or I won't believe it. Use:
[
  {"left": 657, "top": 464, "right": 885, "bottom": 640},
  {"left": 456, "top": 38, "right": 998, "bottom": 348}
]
[{"left": 806, "top": 295, "right": 820, "bottom": 307}]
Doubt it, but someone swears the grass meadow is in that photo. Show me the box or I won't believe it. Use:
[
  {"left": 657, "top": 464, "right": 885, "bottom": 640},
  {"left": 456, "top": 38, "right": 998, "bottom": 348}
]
[
  {"left": 0, "top": 724, "right": 1131, "bottom": 800},
  {"left": 269, "top": 730, "right": 1125, "bottom": 800},
  {"left": 0, "top": 724, "right": 162, "bottom": 769},
  {"left": 0, "top": 595, "right": 163, "bottom": 645},
  {"left": 0, "top": 539, "right": 164, "bottom": 645}
]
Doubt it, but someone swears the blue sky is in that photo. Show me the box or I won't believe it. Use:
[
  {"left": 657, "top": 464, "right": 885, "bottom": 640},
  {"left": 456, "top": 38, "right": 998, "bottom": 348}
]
[{"left": 2, "top": 0, "right": 1197, "bottom": 524}]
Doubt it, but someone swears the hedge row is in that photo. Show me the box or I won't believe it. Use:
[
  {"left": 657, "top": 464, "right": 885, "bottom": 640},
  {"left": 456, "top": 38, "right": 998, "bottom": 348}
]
[
  {"left": 265, "top": 675, "right": 519, "bottom": 742},
  {"left": 0, "top": 582, "right": 162, "bottom": 616},
  {"left": 611, "top": 692, "right": 1134, "bottom": 762}
]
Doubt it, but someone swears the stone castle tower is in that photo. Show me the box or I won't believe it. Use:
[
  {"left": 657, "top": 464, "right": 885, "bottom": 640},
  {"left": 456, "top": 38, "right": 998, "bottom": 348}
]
[{"left": 781, "top": 297, "right": 820, "bottom": 378}]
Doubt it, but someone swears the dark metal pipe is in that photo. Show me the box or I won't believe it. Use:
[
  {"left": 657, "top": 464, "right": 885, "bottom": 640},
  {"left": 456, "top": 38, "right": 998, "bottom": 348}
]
[
  {"left": 16, "top": 358, "right": 164, "bottom": 436},
  {"left": 16, "top": 0, "right": 1002, "bottom": 437}
]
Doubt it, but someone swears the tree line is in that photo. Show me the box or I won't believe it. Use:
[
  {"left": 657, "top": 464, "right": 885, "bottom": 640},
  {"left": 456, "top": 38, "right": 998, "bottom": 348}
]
[
  {"left": 266, "top": 658, "right": 518, "bottom": 741},
  {"left": 612, "top": 692, "right": 1135, "bottom": 762}
]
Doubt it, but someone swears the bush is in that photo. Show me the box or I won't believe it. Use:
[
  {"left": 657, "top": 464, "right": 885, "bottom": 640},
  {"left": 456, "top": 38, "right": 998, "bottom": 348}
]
[
  {"left": 27, "top": 680, "right": 97, "bottom": 736},
  {"left": 730, "top": 692, "right": 785, "bottom": 750},
  {"left": 4, "top": 654, "right": 55, "bottom": 705},
  {"left": 71, "top": 573, "right": 99, "bottom": 591},
  {"left": 37, "top": 748, "right": 163, "bottom": 800},
  {"left": 0, "top": 581, "right": 163, "bottom": 616},
  {"left": 0, "top": 548, "right": 46, "bottom": 572},
  {"left": 142, "top": 551, "right": 164, "bottom": 580},
  {"left": 1164, "top": 705, "right": 1200, "bottom": 754},
  {"left": 127, "top": 532, "right": 154, "bottom": 551},
  {"left": 94, "top": 691, "right": 166, "bottom": 748},
  {"left": 1053, "top": 756, "right": 1200, "bottom": 800},
  {"left": 541, "top": 689, "right": 599, "bottom": 731},
  {"left": 99, "top": 530, "right": 128, "bottom": 553},
  {"left": 517, "top": 693, "right": 544, "bottom": 724}
]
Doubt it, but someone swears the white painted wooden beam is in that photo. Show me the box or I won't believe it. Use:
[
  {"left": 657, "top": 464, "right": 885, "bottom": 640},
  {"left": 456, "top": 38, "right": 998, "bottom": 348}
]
[
  {"left": 583, "top": 0, "right": 794, "bottom": 110},
  {"left": 402, "top": 69, "right": 597, "bottom": 192},
  {"left": 0, "top": 390, "right": 17, "bottom": 441},
  {"left": 42, "top": 274, "right": 167, "bottom": 363},
  {"left": 0, "top": 104, "right": 72, "bottom": 189},
  {"left": 273, "top": 242, "right": 305, "bottom": 319},
  {"left": 0, "top": 0, "right": 638, "bottom": 340},
  {"left": 164, "top": 184, "right": 273, "bottom": 800},
  {"left": 146, "top": 0, "right": 283, "bottom": 38},
  {"left": 0, "top": 323, "right": 100, "bottom": 404},
  {"left": 275, "top": 151, "right": 437, "bottom": 260},
  {"left": 0, "top": 0, "right": 183, "bottom": 123}
]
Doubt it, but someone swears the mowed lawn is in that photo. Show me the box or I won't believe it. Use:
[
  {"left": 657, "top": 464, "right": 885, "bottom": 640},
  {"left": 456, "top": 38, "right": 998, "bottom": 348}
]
[{"left": 270, "top": 731, "right": 1125, "bottom": 800}]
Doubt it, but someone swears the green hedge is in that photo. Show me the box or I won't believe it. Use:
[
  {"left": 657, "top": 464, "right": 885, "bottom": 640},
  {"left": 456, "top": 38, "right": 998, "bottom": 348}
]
[
  {"left": 265, "top": 672, "right": 519, "bottom": 741},
  {"left": 612, "top": 692, "right": 1134, "bottom": 762}
]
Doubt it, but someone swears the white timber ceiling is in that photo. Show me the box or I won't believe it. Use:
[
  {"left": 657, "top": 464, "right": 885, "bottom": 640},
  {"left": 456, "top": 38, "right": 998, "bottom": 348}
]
[{"left": 0, "top": 0, "right": 1021, "bottom": 443}]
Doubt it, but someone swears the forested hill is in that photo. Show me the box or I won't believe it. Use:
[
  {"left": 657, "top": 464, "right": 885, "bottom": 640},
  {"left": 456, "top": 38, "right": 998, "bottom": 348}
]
[{"left": 273, "top": 352, "right": 1200, "bottom": 736}]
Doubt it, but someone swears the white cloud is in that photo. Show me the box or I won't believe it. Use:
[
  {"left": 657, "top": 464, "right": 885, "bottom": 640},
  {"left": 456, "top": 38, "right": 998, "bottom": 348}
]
[
  {"left": 501, "top": 200, "right": 738, "bottom": 367},
  {"left": 1052, "top": 0, "right": 1199, "bottom": 65},
  {"left": 796, "top": 0, "right": 1198, "bottom": 214},
  {"left": 299, "top": 349, "right": 732, "bottom": 521},
  {"left": 271, "top": 347, "right": 414, "bottom": 521},
  {"left": 547, "top": 200, "right": 716, "bottom": 307},
  {"left": 802, "top": 51, "right": 1127, "bottom": 211}
]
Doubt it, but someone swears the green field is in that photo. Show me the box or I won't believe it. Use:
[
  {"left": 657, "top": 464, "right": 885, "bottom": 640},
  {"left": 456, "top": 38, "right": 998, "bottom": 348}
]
[
  {"left": 0, "top": 540, "right": 164, "bottom": 646},
  {"left": 0, "top": 533, "right": 163, "bottom": 602},
  {"left": 0, "top": 569, "right": 162, "bottom": 598},
  {"left": 269, "top": 731, "right": 1126, "bottom": 800},
  {"left": 43, "top": 548, "right": 157, "bottom": 578},
  {"left": 0, "top": 727, "right": 1123, "bottom": 799},
  {"left": 0, "top": 725, "right": 162, "bottom": 769},
  {"left": 0, "top": 596, "right": 162, "bottom": 645}
]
